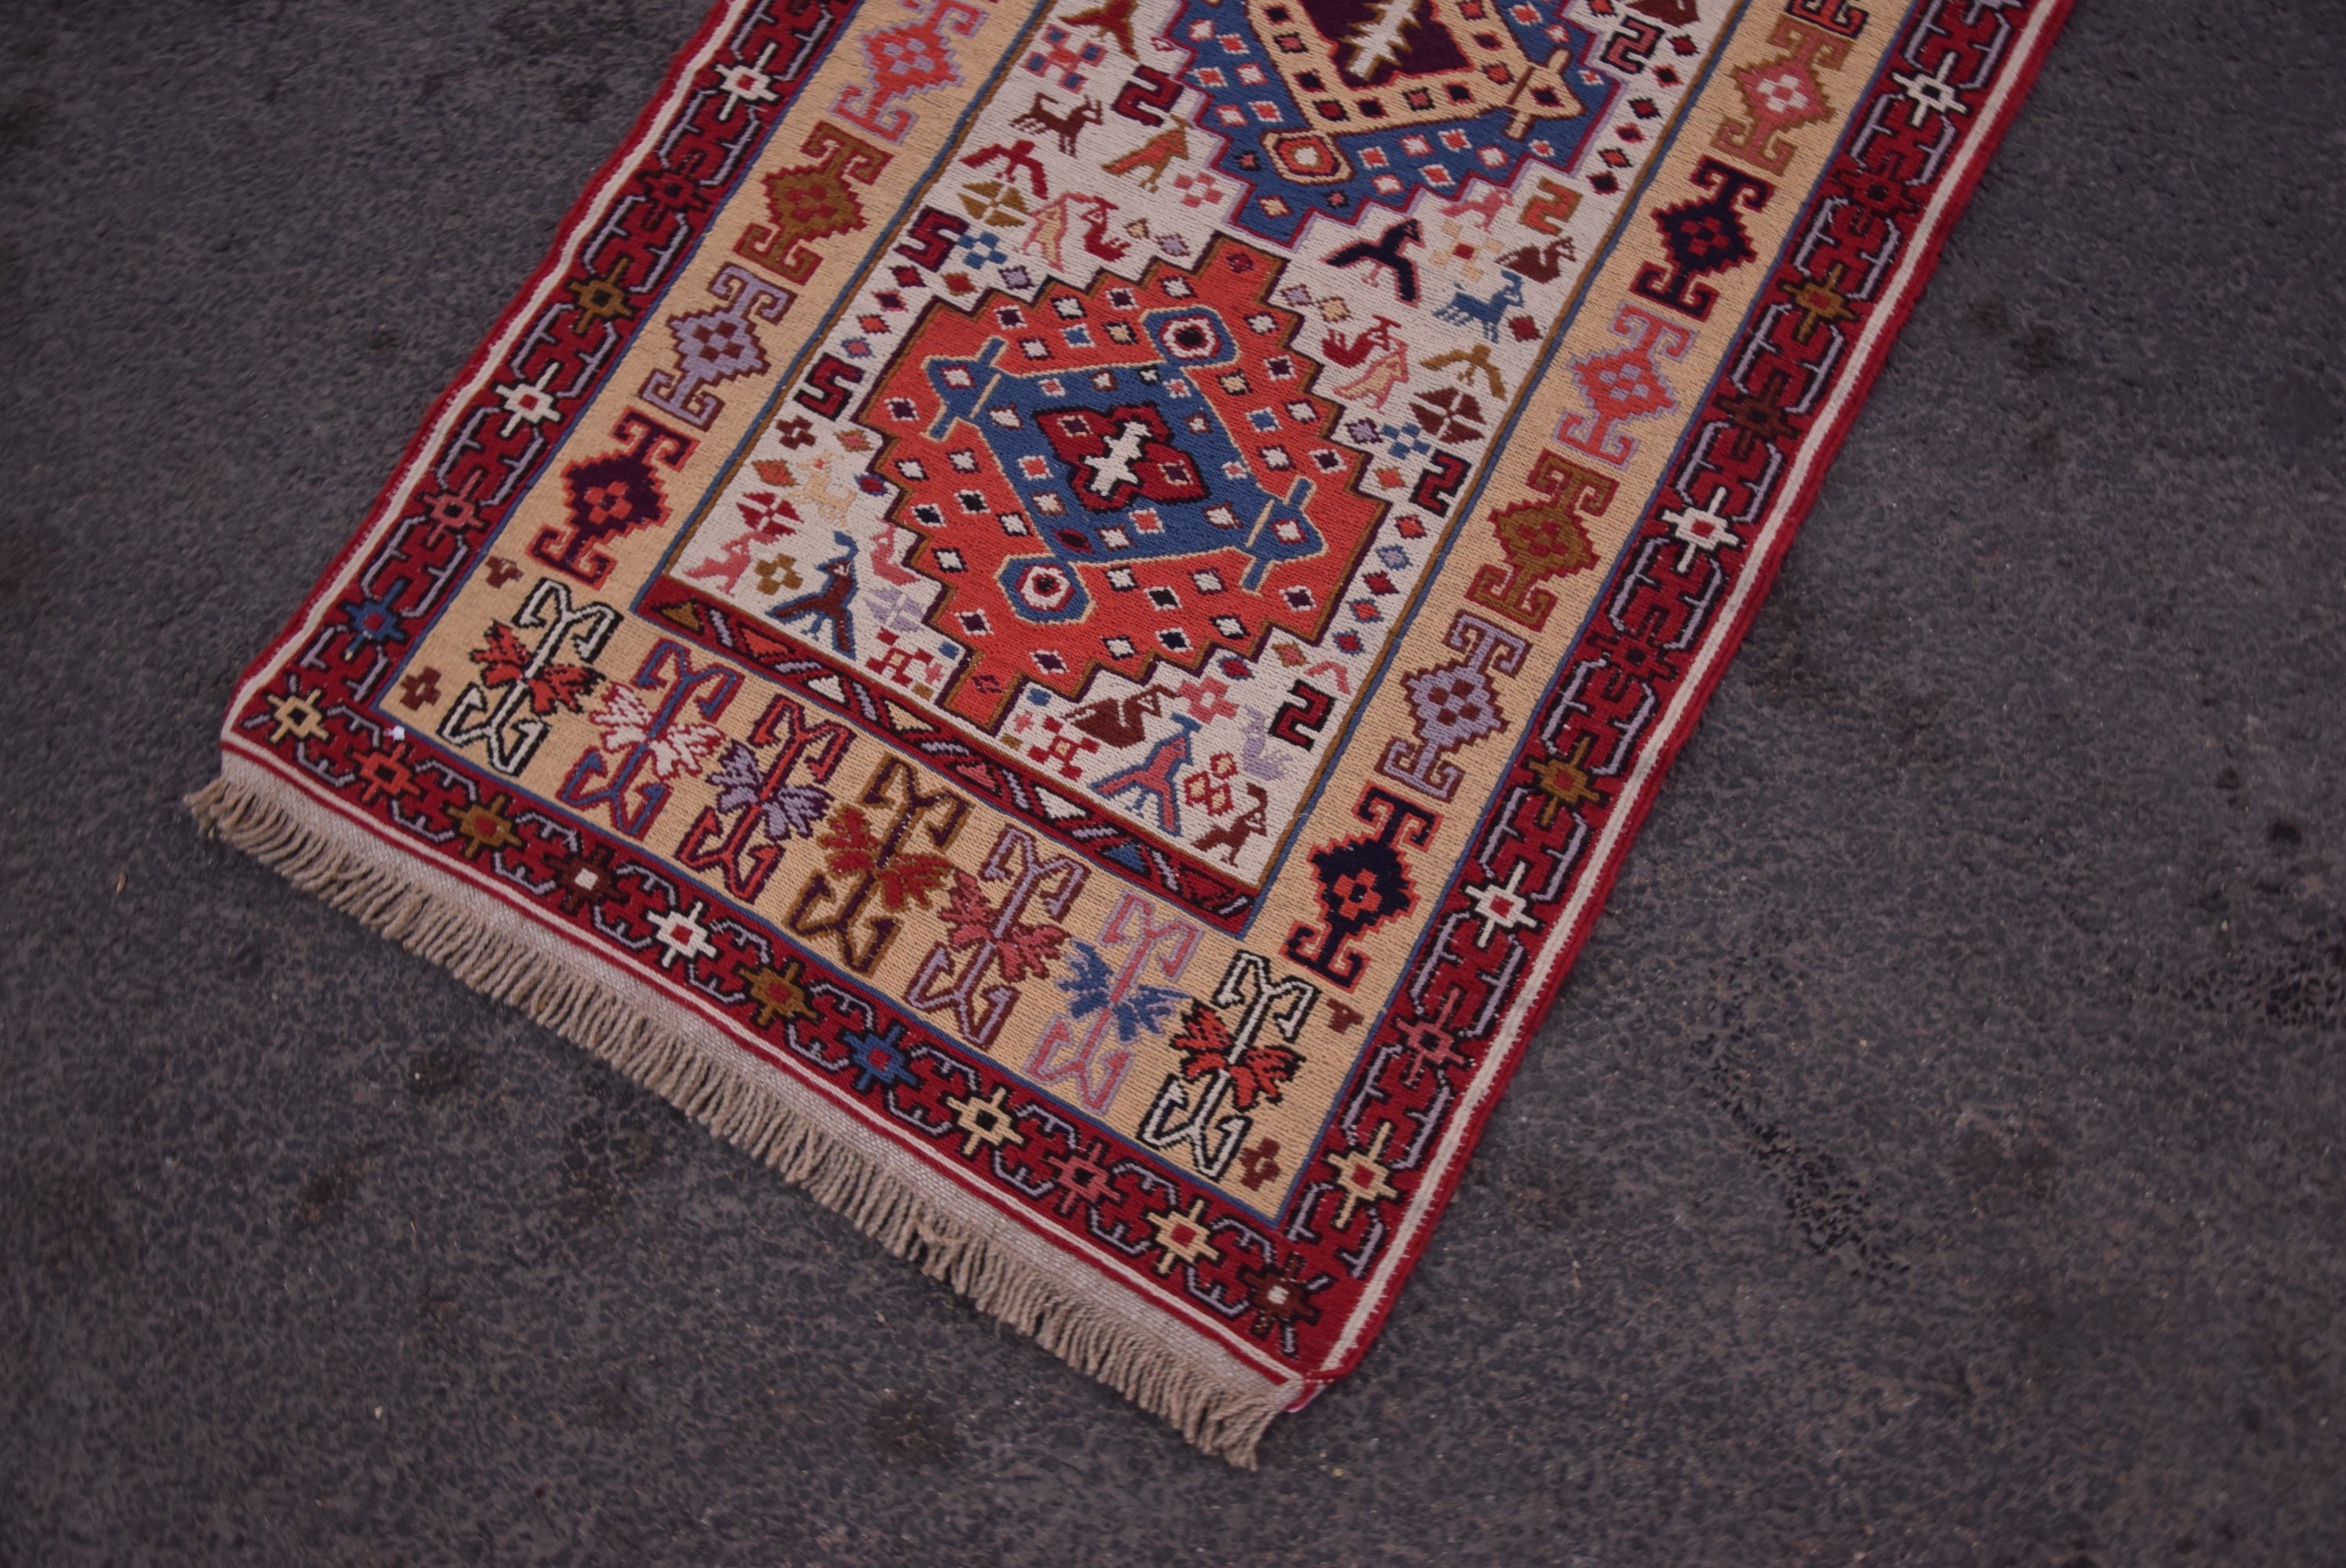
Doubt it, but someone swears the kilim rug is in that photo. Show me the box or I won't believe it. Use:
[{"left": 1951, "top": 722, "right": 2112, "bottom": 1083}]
[{"left": 194, "top": 0, "right": 2068, "bottom": 1462}]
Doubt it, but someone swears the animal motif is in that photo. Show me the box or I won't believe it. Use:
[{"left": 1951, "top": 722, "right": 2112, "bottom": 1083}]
[
  {"left": 794, "top": 452, "right": 862, "bottom": 524},
  {"left": 684, "top": 535, "right": 757, "bottom": 595},
  {"left": 1102, "top": 124, "right": 1188, "bottom": 191},
  {"left": 1061, "top": 0, "right": 1139, "bottom": 56},
  {"left": 1498, "top": 237, "right": 1576, "bottom": 284},
  {"left": 1422, "top": 341, "right": 1507, "bottom": 397},
  {"left": 1433, "top": 270, "right": 1527, "bottom": 343},
  {"left": 1023, "top": 193, "right": 1128, "bottom": 267},
  {"left": 1070, "top": 687, "right": 1168, "bottom": 749},
  {"left": 1440, "top": 186, "right": 1508, "bottom": 230},
  {"left": 1011, "top": 93, "right": 1102, "bottom": 157},
  {"left": 1075, "top": 195, "right": 1129, "bottom": 260},
  {"left": 961, "top": 138, "right": 1051, "bottom": 198},
  {"left": 1324, "top": 219, "right": 1424, "bottom": 303},
  {"left": 1193, "top": 782, "right": 1270, "bottom": 866},
  {"left": 1237, "top": 707, "right": 1290, "bottom": 781},
  {"left": 1320, "top": 315, "right": 1400, "bottom": 368},
  {"left": 767, "top": 532, "right": 859, "bottom": 659},
  {"left": 1092, "top": 713, "right": 1200, "bottom": 834}
]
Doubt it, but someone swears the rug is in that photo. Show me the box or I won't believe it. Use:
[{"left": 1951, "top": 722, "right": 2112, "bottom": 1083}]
[{"left": 194, "top": 0, "right": 2069, "bottom": 1463}]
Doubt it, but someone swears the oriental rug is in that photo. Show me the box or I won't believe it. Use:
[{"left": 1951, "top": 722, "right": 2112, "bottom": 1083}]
[{"left": 194, "top": 0, "right": 2069, "bottom": 1462}]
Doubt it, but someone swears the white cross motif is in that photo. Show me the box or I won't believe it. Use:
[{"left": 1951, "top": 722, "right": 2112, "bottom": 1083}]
[
  {"left": 1660, "top": 493, "right": 1745, "bottom": 573},
  {"left": 1460, "top": 861, "right": 1542, "bottom": 950},
  {"left": 648, "top": 899, "right": 721, "bottom": 971},
  {"left": 714, "top": 42, "right": 781, "bottom": 119},
  {"left": 1890, "top": 55, "right": 1970, "bottom": 129},
  {"left": 493, "top": 366, "right": 562, "bottom": 437},
  {"left": 1751, "top": 66, "right": 1816, "bottom": 119},
  {"left": 1079, "top": 419, "right": 1157, "bottom": 499}
]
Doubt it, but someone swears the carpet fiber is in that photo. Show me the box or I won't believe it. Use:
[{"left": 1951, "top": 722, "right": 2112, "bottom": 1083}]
[{"left": 193, "top": 0, "right": 2068, "bottom": 1460}]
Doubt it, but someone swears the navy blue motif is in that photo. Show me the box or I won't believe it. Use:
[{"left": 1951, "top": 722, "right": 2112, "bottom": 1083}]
[{"left": 1171, "top": 0, "right": 1614, "bottom": 241}]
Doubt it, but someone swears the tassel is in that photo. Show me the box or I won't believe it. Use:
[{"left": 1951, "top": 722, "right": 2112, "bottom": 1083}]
[{"left": 189, "top": 762, "right": 1292, "bottom": 1465}]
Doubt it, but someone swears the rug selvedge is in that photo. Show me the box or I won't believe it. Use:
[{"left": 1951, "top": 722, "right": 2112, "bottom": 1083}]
[{"left": 201, "top": 0, "right": 2072, "bottom": 1461}]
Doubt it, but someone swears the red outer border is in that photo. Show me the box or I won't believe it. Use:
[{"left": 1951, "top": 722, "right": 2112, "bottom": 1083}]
[{"left": 1301, "top": 0, "right": 2081, "bottom": 1388}]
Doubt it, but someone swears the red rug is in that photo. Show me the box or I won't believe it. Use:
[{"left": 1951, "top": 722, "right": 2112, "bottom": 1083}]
[{"left": 194, "top": 0, "right": 2070, "bottom": 1461}]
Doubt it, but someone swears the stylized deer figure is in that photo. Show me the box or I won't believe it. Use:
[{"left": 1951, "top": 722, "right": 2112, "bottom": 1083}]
[
  {"left": 1497, "top": 236, "right": 1576, "bottom": 284},
  {"left": 1011, "top": 93, "right": 1103, "bottom": 157},
  {"left": 1433, "top": 270, "right": 1527, "bottom": 343},
  {"left": 795, "top": 450, "right": 861, "bottom": 524}
]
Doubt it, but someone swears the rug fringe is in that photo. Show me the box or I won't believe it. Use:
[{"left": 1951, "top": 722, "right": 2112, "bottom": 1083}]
[{"left": 187, "top": 767, "right": 1291, "bottom": 1465}]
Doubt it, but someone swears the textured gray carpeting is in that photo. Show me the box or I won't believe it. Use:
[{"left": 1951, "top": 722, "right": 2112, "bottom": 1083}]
[{"left": 2, "top": 2, "right": 2342, "bottom": 1563}]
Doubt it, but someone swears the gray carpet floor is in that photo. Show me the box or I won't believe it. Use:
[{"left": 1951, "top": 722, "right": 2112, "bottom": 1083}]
[{"left": 2, "top": 1, "right": 2341, "bottom": 1563}]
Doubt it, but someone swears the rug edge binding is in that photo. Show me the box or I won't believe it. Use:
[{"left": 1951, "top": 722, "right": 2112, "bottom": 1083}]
[{"left": 187, "top": 757, "right": 1294, "bottom": 1468}]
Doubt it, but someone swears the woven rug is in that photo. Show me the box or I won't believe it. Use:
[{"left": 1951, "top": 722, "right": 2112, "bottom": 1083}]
[{"left": 195, "top": 0, "right": 2067, "bottom": 1462}]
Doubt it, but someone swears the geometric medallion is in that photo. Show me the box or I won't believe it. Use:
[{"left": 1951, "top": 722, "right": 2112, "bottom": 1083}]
[
  {"left": 855, "top": 235, "right": 1386, "bottom": 728},
  {"left": 1174, "top": 0, "right": 1612, "bottom": 241}
]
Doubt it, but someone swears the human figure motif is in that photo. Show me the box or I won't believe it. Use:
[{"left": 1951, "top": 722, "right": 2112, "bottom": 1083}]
[
  {"left": 767, "top": 532, "right": 859, "bottom": 658},
  {"left": 1019, "top": 192, "right": 1078, "bottom": 270},
  {"left": 1324, "top": 317, "right": 1410, "bottom": 409},
  {"left": 1193, "top": 782, "right": 1270, "bottom": 866}
]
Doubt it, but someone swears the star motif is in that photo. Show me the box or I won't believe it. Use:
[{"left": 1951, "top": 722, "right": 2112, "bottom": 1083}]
[
  {"left": 1659, "top": 492, "right": 1745, "bottom": 572},
  {"left": 1325, "top": 1121, "right": 1401, "bottom": 1229},
  {"left": 1460, "top": 859, "right": 1543, "bottom": 950},
  {"left": 1147, "top": 1196, "right": 1222, "bottom": 1276},
  {"left": 1525, "top": 732, "right": 1605, "bottom": 828},
  {"left": 647, "top": 898, "right": 720, "bottom": 971},
  {"left": 946, "top": 1083, "right": 1026, "bottom": 1159},
  {"left": 263, "top": 684, "right": 328, "bottom": 746}
]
